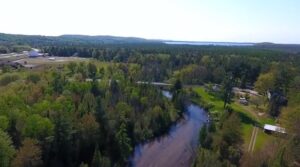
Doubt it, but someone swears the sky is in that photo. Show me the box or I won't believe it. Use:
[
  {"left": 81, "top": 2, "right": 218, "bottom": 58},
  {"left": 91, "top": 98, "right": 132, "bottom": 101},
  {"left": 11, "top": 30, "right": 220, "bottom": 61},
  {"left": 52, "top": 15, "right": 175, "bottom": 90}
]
[{"left": 0, "top": 0, "right": 300, "bottom": 44}]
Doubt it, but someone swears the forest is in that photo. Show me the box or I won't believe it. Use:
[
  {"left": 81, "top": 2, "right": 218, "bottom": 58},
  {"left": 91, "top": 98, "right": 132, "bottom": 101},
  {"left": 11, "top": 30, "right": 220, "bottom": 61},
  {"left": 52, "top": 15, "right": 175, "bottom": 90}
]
[
  {"left": 0, "top": 35, "right": 300, "bottom": 167},
  {"left": 0, "top": 61, "right": 187, "bottom": 166}
]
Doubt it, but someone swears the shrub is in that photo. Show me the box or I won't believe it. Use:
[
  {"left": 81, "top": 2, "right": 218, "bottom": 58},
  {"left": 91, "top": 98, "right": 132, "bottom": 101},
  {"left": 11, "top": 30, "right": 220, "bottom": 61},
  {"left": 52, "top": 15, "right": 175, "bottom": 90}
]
[
  {"left": 26, "top": 73, "right": 41, "bottom": 84},
  {"left": 0, "top": 74, "right": 19, "bottom": 86}
]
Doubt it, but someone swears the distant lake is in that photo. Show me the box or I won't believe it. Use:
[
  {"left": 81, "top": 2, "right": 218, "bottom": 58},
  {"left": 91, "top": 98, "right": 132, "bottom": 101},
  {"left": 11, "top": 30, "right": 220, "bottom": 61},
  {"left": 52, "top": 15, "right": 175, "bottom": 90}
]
[{"left": 164, "top": 41, "right": 254, "bottom": 46}]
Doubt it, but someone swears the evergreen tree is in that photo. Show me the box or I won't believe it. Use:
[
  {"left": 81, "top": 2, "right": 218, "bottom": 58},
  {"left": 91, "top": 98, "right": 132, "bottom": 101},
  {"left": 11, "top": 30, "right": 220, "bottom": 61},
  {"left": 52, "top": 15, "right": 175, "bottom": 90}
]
[
  {"left": 199, "top": 124, "right": 208, "bottom": 147},
  {"left": 0, "top": 130, "right": 15, "bottom": 167},
  {"left": 88, "top": 63, "right": 98, "bottom": 79},
  {"left": 172, "top": 79, "right": 182, "bottom": 93},
  {"left": 222, "top": 75, "right": 234, "bottom": 108},
  {"left": 92, "top": 148, "right": 102, "bottom": 167},
  {"left": 115, "top": 123, "right": 132, "bottom": 163}
]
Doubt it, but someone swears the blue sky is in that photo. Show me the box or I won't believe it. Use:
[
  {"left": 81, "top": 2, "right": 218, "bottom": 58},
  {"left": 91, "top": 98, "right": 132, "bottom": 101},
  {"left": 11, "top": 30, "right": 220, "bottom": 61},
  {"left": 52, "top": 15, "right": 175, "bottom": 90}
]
[{"left": 0, "top": 0, "right": 299, "bottom": 43}]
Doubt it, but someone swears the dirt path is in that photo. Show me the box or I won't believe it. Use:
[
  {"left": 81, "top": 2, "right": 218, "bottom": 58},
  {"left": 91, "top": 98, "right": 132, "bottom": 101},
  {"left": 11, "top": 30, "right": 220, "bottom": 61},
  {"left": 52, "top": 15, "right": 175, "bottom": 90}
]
[{"left": 248, "top": 126, "right": 258, "bottom": 152}]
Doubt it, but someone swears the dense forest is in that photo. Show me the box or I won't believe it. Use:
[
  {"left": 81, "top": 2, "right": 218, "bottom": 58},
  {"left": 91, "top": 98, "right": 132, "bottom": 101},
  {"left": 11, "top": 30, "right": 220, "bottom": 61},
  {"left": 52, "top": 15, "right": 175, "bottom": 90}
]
[
  {"left": 1, "top": 33, "right": 300, "bottom": 167},
  {"left": 0, "top": 62, "right": 186, "bottom": 167}
]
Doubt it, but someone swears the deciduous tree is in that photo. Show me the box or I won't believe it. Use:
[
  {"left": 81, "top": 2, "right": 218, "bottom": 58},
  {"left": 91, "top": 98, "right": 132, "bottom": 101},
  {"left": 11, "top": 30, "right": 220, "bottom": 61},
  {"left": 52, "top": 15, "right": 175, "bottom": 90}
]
[{"left": 11, "top": 138, "right": 43, "bottom": 167}]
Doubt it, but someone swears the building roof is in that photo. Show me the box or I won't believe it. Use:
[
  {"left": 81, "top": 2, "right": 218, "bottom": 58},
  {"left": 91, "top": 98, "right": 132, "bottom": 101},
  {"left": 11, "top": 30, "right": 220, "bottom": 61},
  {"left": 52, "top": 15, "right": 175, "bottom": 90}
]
[
  {"left": 28, "top": 49, "right": 44, "bottom": 57},
  {"left": 264, "top": 124, "right": 286, "bottom": 133}
]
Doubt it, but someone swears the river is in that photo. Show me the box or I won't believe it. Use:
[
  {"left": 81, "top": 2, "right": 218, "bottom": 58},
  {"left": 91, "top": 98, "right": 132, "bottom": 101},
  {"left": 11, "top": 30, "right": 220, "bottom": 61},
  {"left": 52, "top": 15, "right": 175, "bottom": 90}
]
[{"left": 131, "top": 91, "right": 208, "bottom": 167}]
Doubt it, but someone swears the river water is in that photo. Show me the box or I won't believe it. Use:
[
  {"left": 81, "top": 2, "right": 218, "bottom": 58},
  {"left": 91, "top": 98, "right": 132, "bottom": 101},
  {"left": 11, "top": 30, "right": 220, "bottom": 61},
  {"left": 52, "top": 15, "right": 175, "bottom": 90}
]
[{"left": 131, "top": 91, "right": 208, "bottom": 167}]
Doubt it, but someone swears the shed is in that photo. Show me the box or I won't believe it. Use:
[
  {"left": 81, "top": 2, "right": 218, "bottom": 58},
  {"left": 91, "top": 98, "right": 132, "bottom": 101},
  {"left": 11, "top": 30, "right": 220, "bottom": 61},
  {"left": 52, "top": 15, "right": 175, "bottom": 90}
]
[
  {"left": 48, "top": 57, "right": 56, "bottom": 61},
  {"left": 28, "top": 49, "right": 44, "bottom": 58},
  {"left": 263, "top": 124, "right": 286, "bottom": 134}
]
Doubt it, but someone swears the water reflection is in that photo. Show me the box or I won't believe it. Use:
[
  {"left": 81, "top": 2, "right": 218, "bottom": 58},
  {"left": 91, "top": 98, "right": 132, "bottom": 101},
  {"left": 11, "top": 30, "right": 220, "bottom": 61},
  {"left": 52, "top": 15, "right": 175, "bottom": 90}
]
[{"left": 131, "top": 91, "right": 208, "bottom": 167}]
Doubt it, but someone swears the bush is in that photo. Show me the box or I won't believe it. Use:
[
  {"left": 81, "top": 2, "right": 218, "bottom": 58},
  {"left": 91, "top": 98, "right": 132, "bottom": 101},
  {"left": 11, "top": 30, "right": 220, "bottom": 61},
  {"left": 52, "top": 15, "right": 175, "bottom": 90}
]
[
  {"left": 202, "top": 102, "right": 215, "bottom": 111},
  {"left": 0, "top": 74, "right": 19, "bottom": 86},
  {"left": 0, "top": 116, "right": 9, "bottom": 130},
  {"left": 0, "top": 46, "right": 9, "bottom": 54},
  {"left": 26, "top": 73, "right": 41, "bottom": 84}
]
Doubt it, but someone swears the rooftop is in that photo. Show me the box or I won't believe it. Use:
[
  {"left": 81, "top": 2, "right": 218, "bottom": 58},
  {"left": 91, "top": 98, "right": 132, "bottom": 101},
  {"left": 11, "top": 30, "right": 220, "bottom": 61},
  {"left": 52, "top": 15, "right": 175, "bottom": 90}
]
[{"left": 264, "top": 124, "right": 286, "bottom": 133}]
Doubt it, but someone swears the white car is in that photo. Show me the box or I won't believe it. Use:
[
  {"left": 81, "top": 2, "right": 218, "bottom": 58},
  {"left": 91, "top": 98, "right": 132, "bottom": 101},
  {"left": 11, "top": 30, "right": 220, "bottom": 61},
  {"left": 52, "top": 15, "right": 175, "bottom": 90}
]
[{"left": 48, "top": 57, "right": 56, "bottom": 61}]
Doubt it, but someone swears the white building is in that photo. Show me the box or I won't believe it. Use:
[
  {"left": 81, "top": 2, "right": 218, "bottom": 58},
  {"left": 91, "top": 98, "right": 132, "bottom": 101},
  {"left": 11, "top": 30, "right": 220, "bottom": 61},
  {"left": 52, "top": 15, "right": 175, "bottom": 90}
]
[
  {"left": 48, "top": 57, "right": 56, "bottom": 61},
  {"left": 28, "top": 49, "right": 44, "bottom": 58},
  {"left": 263, "top": 124, "right": 286, "bottom": 134}
]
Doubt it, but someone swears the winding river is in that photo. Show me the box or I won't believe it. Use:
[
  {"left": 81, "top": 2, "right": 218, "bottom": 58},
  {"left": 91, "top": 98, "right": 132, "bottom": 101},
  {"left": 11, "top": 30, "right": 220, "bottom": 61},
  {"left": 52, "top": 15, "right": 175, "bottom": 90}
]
[{"left": 131, "top": 91, "right": 208, "bottom": 167}]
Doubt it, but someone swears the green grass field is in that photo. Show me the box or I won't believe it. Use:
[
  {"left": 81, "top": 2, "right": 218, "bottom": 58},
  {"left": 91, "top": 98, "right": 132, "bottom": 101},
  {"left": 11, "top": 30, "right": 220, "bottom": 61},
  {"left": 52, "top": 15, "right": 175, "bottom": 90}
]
[
  {"left": 242, "top": 124, "right": 253, "bottom": 149},
  {"left": 254, "top": 129, "right": 274, "bottom": 151},
  {"left": 192, "top": 87, "right": 224, "bottom": 111},
  {"left": 191, "top": 86, "right": 276, "bottom": 152}
]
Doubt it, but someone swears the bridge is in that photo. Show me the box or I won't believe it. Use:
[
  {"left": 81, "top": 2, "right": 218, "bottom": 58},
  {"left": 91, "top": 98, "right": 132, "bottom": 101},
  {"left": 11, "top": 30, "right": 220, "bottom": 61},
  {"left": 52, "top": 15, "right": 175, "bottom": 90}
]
[{"left": 136, "top": 81, "right": 172, "bottom": 87}]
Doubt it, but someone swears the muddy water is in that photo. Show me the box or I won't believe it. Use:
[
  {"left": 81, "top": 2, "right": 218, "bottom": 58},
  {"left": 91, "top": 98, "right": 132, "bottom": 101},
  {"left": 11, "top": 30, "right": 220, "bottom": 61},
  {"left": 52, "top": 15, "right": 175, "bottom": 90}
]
[{"left": 131, "top": 91, "right": 208, "bottom": 167}]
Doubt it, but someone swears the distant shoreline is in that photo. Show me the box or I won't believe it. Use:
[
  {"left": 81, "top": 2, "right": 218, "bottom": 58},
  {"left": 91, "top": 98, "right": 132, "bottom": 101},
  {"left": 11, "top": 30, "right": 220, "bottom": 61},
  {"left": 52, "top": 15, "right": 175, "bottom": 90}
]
[{"left": 164, "top": 41, "right": 254, "bottom": 46}]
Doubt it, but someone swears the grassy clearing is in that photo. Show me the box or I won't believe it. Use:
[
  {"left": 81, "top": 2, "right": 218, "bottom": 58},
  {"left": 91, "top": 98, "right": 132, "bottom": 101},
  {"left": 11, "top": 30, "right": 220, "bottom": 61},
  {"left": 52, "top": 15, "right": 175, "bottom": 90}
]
[
  {"left": 191, "top": 86, "right": 275, "bottom": 152},
  {"left": 233, "top": 100, "right": 275, "bottom": 126},
  {"left": 254, "top": 129, "right": 274, "bottom": 151},
  {"left": 192, "top": 87, "right": 275, "bottom": 125},
  {"left": 242, "top": 124, "right": 253, "bottom": 150},
  {"left": 192, "top": 87, "right": 257, "bottom": 123},
  {"left": 192, "top": 87, "right": 224, "bottom": 111}
]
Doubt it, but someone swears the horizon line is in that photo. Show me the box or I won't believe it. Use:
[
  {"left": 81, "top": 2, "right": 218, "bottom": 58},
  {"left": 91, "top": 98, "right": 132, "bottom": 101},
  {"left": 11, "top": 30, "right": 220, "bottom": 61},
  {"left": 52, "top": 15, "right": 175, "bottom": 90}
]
[{"left": 1, "top": 32, "right": 300, "bottom": 45}]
